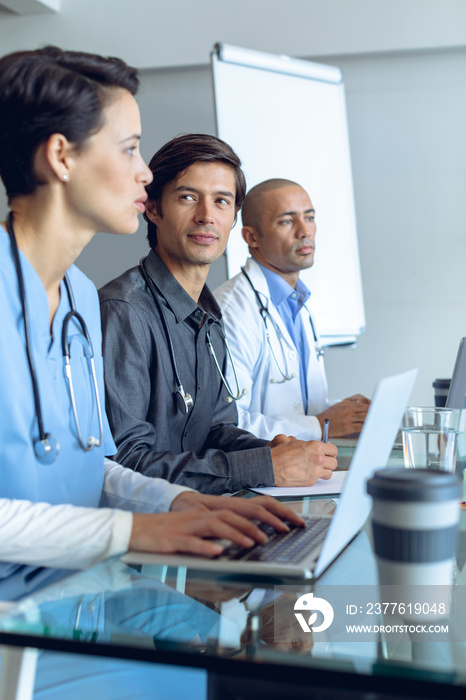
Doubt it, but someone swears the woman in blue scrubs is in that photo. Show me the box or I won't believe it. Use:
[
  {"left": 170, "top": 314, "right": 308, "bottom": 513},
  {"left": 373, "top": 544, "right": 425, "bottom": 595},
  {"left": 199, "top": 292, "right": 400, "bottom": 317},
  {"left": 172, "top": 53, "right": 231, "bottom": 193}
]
[{"left": 0, "top": 46, "right": 303, "bottom": 699}]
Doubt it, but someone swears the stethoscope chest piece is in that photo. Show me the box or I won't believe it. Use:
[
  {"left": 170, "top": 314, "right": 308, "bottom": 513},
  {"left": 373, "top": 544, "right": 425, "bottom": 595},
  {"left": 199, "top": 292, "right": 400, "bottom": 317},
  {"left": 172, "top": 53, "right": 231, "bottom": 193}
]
[
  {"left": 175, "top": 387, "right": 194, "bottom": 415},
  {"left": 34, "top": 433, "right": 59, "bottom": 465}
]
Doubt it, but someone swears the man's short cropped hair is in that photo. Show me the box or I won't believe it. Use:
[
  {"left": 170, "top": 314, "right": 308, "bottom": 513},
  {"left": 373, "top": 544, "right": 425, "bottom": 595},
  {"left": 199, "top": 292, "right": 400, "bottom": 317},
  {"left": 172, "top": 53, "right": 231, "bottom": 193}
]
[{"left": 241, "top": 178, "right": 301, "bottom": 233}]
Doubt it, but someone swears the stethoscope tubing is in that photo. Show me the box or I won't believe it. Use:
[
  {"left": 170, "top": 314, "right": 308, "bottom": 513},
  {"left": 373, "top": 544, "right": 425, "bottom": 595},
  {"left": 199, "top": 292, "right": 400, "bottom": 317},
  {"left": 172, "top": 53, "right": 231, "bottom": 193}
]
[
  {"left": 6, "top": 212, "right": 103, "bottom": 461},
  {"left": 139, "top": 257, "right": 245, "bottom": 412},
  {"left": 7, "top": 212, "right": 48, "bottom": 445},
  {"left": 138, "top": 259, "right": 194, "bottom": 414},
  {"left": 240, "top": 266, "right": 324, "bottom": 383}
]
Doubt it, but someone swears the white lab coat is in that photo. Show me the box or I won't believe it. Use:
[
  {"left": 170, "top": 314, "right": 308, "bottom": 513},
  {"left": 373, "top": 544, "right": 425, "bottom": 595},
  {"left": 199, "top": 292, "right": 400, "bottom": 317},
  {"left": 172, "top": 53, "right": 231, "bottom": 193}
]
[{"left": 215, "top": 257, "right": 330, "bottom": 441}]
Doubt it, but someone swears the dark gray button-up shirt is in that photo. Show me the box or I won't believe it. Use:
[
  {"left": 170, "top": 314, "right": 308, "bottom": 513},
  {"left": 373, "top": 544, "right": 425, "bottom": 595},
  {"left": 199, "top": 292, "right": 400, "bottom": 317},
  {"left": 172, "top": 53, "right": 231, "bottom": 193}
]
[{"left": 99, "top": 251, "right": 274, "bottom": 494}]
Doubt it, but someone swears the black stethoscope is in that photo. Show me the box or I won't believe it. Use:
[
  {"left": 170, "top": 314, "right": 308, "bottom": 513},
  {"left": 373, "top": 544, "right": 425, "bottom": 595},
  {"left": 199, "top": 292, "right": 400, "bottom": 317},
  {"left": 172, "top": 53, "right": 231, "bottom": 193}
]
[
  {"left": 139, "top": 258, "right": 246, "bottom": 415},
  {"left": 7, "top": 212, "right": 103, "bottom": 464},
  {"left": 241, "top": 267, "right": 324, "bottom": 384}
]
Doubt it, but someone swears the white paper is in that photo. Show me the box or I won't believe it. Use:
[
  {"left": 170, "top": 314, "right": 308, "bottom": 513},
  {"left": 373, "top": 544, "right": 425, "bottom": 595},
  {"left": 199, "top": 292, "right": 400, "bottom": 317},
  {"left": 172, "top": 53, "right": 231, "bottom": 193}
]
[{"left": 251, "top": 470, "right": 347, "bottom": 497}]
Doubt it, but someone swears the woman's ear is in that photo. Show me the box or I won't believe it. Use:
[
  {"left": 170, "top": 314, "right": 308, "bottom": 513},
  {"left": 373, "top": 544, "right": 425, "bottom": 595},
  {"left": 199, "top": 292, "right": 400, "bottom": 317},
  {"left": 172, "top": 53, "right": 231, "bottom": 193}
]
[{"left": 39, "top": 133, "right": 73, "bottom": 183}]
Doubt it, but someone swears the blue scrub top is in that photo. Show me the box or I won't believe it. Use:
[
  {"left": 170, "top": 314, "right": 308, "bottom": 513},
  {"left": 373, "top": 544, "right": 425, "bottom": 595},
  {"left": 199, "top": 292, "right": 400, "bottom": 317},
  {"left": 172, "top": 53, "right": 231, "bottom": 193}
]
[{"left": 0, "top": 228, "right": 116, "bottom": 507}]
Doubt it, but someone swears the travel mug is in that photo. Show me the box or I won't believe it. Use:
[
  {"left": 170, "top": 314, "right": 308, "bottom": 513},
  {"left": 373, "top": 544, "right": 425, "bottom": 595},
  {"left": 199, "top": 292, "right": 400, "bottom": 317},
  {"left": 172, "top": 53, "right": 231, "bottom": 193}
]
[{"left": 367, "top": 468, "right": 461, "bottom": 621}]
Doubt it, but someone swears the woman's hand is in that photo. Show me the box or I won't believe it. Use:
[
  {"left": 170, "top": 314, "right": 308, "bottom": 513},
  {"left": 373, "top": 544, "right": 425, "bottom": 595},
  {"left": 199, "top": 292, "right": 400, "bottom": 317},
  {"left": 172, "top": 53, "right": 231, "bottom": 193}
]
[
  {"left": 171, "top": 491, "right": 305, "bottom": 529},
  {"left": 129, "top": 493, "right": 305, "bottom": 558}
]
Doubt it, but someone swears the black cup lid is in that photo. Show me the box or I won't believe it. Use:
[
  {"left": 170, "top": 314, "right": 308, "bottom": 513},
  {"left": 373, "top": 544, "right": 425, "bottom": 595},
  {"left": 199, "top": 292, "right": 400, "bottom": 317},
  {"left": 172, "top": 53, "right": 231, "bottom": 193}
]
[
  {"left": 432, "top": 378, "right": 451, "bottom": 389},
  {"left": 367, "top": 468, "right": 462, "bottom": 502}
]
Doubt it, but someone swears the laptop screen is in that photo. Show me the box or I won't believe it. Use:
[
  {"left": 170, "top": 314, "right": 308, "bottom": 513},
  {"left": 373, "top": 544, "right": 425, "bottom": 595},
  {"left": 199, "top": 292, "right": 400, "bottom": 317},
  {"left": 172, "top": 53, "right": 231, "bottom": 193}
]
[{"left": 446, "top": 338, "right": 466, "bottom": 409}]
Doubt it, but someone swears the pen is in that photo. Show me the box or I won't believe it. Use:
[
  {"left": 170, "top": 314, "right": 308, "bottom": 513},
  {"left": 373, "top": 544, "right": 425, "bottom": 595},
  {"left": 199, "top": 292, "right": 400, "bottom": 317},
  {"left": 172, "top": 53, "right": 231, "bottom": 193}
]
[{"left": 323, "top": 418, "right": 329, "bottom": 443}]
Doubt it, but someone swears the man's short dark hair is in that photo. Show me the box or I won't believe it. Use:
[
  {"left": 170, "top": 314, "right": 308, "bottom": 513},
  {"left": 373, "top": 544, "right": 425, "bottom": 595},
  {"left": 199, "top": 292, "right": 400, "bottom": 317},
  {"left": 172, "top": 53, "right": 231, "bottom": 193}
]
[
  {"left": 144, "top": 133, "right": 246, "bottom": 249},
  {"left": 0, "top": 46, "right": 139, "bottom": 201}
]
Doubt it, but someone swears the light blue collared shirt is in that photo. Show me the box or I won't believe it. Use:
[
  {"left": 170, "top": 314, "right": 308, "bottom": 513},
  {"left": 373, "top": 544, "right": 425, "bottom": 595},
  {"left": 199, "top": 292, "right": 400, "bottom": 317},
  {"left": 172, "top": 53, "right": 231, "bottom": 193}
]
[{"left": 257, "top": 263, "right": 311, "bottom": 413}]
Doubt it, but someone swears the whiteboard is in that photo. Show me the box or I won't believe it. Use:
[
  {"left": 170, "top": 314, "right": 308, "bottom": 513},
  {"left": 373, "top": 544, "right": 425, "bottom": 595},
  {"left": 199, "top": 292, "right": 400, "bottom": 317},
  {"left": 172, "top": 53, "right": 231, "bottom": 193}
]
[{"left": 211, "top": 43, "right": 365, "bottom": 345}]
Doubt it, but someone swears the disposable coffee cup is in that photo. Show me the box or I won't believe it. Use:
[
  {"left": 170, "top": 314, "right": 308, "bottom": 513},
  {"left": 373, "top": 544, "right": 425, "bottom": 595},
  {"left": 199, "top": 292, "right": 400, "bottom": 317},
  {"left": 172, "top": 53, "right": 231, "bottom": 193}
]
[
  {"left": 433, "top": 379, "right": 451, "bottom": 408},
  {"left": 402, "top": 406, "right": 461, "bottom": 472},
  {"left": 367, "top": 468, "right": 461, "bottom": 620}
]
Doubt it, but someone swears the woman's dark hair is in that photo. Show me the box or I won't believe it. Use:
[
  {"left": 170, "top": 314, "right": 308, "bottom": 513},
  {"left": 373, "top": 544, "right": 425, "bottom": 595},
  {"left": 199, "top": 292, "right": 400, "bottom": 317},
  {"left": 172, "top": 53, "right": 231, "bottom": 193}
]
[
  {"left": 0, "top": 45, "right": 139, "bottom": 200},
  {"left": 144, "top": 133, "right": 246, "bottom": 248}
]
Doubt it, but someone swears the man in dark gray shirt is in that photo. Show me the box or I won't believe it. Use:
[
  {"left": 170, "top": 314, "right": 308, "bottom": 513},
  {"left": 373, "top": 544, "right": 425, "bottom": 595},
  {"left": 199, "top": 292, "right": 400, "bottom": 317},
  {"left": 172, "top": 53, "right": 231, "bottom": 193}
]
[{"left": 99, "top": 134, "right": 337, "bottom": 494}]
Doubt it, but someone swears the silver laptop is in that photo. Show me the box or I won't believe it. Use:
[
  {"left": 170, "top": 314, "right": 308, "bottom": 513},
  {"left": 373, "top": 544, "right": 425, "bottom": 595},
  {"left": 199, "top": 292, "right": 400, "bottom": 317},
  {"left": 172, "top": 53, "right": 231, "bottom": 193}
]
[
  {"left": 122, "top": 369, "right": 417, "bottom": 580},
  {"left": 446, "top": 338, "right": 466, "bottom": 409}
]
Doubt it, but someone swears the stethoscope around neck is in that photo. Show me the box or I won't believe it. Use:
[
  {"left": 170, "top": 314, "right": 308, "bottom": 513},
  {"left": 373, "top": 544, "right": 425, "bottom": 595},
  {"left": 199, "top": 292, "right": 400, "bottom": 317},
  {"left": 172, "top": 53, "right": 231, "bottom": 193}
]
[
  {"left": 7, "top": 212, "right": 104, "bottom": 464},
  {"left": 241, "top": 267, "right": 324, "bottom": 384},
  {"left": 139, "top": 258, "right": 246, "bottom": 415}
]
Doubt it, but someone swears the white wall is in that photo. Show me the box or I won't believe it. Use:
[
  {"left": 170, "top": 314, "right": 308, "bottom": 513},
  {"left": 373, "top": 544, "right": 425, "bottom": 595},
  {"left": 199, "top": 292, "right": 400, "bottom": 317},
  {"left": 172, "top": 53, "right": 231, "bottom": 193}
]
[
  {"left": 0, "top": 0, "right": 465, "bottom": 68},
  {"left": 322, "top": 48, "right": 466, "bottom": 405},
  {"left": 1, "top": 2, "right": 466, "bottom": 406}
]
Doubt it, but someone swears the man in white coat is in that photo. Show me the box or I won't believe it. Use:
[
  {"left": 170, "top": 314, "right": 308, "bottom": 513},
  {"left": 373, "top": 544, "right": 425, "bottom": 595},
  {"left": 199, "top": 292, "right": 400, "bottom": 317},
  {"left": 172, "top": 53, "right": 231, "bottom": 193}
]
[{"left": 215, "top": 178, "right": 370, "bottom": 441}]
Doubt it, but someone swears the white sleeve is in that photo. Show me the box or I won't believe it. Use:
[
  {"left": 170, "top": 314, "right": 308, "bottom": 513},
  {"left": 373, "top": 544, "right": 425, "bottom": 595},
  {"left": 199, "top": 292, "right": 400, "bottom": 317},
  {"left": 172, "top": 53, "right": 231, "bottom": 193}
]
[
  {"left": 237, "top": 406, "right": 323, "bottom": 441},
  {"left": 0, "top": 463, "right": 195, "bottom": 570},
  {"left": 101, "top": 458, "right": 195, "bottom": 513},
  {"left": 0, "top": 498, "right": 132, "bottom": 570}
]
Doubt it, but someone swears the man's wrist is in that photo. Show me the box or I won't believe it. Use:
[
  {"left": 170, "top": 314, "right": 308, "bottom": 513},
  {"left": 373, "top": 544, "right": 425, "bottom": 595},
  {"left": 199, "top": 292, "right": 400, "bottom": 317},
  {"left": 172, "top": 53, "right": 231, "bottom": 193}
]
[{"left": 316, "top": 413, "right": 326, "bottom": 433}]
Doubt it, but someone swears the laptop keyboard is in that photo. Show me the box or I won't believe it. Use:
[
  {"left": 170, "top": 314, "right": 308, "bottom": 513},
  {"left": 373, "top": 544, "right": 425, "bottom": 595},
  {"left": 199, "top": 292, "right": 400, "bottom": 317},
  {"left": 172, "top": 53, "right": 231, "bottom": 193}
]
[{"left": 219, "top": 516, "right": 330, "bottom": 565}]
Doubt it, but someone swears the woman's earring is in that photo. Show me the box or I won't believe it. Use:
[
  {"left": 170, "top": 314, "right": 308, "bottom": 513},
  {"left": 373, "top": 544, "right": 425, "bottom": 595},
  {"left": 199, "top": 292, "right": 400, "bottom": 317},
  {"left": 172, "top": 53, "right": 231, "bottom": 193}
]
[{"left": 62, "top": 173, "right": 69, "bottom": 182}]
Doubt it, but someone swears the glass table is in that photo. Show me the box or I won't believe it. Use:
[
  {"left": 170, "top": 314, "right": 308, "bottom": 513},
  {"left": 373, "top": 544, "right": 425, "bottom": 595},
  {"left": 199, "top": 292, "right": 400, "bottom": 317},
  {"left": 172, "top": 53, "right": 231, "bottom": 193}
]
[{"left": 1, "top": 450, "right": 465, "bottom": 699}]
